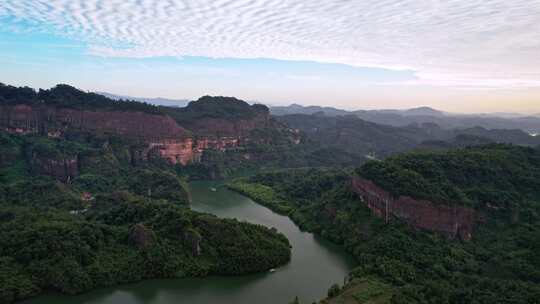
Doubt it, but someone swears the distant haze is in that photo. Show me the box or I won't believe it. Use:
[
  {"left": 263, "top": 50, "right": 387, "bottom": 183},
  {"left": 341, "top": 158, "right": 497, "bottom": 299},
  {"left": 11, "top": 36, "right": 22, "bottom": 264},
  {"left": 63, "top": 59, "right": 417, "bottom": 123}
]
[
  {"left": 98, "top": 92, "right": 189, "bottom": 108},
  {"left": 1, "top": 1, "right": 539, "bottom": 113}
]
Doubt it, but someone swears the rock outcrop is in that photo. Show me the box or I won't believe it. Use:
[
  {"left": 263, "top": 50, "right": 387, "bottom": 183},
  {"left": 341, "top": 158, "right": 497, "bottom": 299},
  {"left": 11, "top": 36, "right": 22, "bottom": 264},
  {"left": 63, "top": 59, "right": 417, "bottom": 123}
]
[
  {"left": 129, "top": 223, "right": 156, "bottom": 249},
  {"left": 0, "top": 104, "right": 201, "bottom": 166},
  {"left": 0, "top": 104, "right": 188, "bottom": 139},
  {"left": 146, "top": 139, "right": 194, "bottom": 165},
  {"left": 185, "top": 116, "right": 270, "bottom": 137},
  {"left": 0, "top": 89, "right": 300, "bottom": 174},
  {"left": 351, "top": 176, "right": 476, "bottom": 240},
  {"left": 30, "top": 154, "right": 79, "bottom": 182},
  {"left": 0, "top": 102, "right": 283, "bottom": 166},
  {"left": 183, "top": 229, "right": 202, "bottom": 256}
]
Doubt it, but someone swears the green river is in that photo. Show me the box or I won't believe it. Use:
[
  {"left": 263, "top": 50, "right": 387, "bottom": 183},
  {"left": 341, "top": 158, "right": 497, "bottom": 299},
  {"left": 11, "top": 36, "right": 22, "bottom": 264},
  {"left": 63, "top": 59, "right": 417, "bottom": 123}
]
[{"left": 23, "top": 181, "right": 356, "bottom": 304}]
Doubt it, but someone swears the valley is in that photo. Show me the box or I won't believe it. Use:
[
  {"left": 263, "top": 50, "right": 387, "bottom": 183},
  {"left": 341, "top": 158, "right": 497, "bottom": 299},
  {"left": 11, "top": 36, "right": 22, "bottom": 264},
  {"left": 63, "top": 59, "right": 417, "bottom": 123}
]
[
  {"left": 21, "top": 181, "right": 355, "bottom": 304},
  {"left": 228, "top": 147, "right": 540, "bottom": 303},
  {"left": 1, "top": 83, "right": 539, "bottom": 304},
  {"left": 2, "top": 2, "right": 540, "bottom": 303}
]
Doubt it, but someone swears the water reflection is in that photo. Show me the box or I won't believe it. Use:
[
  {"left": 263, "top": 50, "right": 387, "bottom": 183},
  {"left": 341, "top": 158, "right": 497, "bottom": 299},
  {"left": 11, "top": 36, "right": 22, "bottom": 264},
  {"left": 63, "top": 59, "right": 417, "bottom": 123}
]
[{"left": 23, "top": 181, "right": 355, "bottom": 304}]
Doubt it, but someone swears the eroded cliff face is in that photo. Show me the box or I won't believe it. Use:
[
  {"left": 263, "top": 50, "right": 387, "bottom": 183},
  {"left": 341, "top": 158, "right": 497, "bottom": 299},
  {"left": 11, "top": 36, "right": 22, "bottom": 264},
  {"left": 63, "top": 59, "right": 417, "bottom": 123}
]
[
  {"left": 129, "top": 223, "right": 157, "bottom": 249},
  {"left": 147, "top": 139, "right": 194, "bottom": 165},
  {"left": 0, "top": 104, "right": 188, "bottom": 140},
  {"left": 0, "top": 103, "right": 284, "bottom": 170},
  {"left": 351, "top": 176, "right": 476, "bottom": 240},
  {"left": 185, "top": 115, "right": 270, "bottom": 137},
  {"left": 30, "top": 154, "right": 79, "bottom": 182},
  {"left": 0, "top": 104, "right": 198, "bottom": 166}
]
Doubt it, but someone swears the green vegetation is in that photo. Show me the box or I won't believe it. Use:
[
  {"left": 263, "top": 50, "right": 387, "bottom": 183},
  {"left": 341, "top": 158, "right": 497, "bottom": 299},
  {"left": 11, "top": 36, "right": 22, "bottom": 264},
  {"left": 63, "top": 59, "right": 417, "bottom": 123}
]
[
  {"left": 0, "top": 132, "right": 291, "bottom": 303},
  {"left": 359, "top": 144, "right": 540, "bottom": 208},
  {"left": 276, "top": 114, "right": 540, "bottom": 167},
  {"left": 228, "top": 145, "right": 540, "bottom": 303},
  {"left": 5, "top": 82, "right": 540, "bottom": 304},
  {"left": 228, "top": 179, "right": 292, "bottom": 214},
  {"left": 0, "top": 83, "right": 160, "bottom": 113},
  {"left": 323, "top": 278, "right": 393, "bottom": 304},
  {"left": 162, "top": 95, "right": 268, "bottom": 124},
  {"left": 276, "top": 114, "right": 419, "bottom": 160},
  {"left": 1, "top": 83, "right": 359, "bottom": 175}
]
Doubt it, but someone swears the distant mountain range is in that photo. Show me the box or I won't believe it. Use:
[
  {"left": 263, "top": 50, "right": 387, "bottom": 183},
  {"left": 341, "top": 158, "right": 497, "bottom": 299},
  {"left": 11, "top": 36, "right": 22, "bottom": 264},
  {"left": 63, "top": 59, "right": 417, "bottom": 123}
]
[
  {"left": 3, "top": 83, "right": 538, "bottom": 170},
  {"left": 276, "top": 113, "right": 540, "bottom": 161},
  {"left": 271, "top": 104, "right": 540, "bottom": 133},
  {"left": 98, "top": 92, "right": 190, "bottom": 108},
  {"left": 270, "top": 103, "right": 351, "bottom": 116},
  {"left": 98, "top": 91, "right": 540, "bottom": 134}
]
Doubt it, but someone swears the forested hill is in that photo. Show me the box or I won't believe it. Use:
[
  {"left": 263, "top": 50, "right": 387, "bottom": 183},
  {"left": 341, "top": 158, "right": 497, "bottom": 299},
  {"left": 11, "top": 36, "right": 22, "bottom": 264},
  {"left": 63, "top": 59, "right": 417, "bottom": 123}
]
[
  {"left": 169, "top": 95, "right": 269, "bottom": 121},
  {"left": 228, "top": 145, "right": 540, "bottom": 303},
  {"left": 3, "top": 82, "right": 539, "bottom": 171},
  {"left": 0, "top": 83, "right": 302, "bottom": 172},
  {"left": 271, "top": 103, "right": 540, "bottom": 134},
  {"left": 160, "top": 95, "right": 273, "bottom": 137},
  {"left": 276, "top": 113, "right": 540, "bottom": 162},
  {"left": 0, "top": 131, "right": 291, "bottom": 304},
  {"left": 358, "top": 144, "right": 540, "bottom": 209},
  {"left": 0, "top": 83, "right": 160, "bottom": 114},
  {"left": 0, "top": 83, "right": 270, "bottom": 128}
]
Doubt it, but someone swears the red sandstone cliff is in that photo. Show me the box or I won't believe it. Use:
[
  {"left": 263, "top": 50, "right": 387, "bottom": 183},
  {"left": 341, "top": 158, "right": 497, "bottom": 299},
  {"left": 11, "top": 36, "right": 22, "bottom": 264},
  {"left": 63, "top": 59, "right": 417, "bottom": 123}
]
[
  {"left": 0, "top": 104, "right": 197, "bottom": 165},
  {"left": 0, "top": 104, "right": 188, "bottom": 140},
  {"left": 0, "top": 103, "right": 279, "bottom": 167},
  {"left": 351, "top": 175, "right": 476, "bottom": 240},
  {"left": 30, "top": 153, "right": 79, "bottom": 182},
  {"left": 184, "top": 115, "right": 270, "bottom": 137}
]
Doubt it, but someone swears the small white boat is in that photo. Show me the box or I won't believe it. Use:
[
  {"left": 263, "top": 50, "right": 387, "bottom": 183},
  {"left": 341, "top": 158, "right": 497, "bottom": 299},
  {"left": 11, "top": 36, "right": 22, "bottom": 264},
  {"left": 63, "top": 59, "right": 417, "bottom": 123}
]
[
  {"left": 210, "top": 187, "right": 217, "bottom": 192},
  {"left": 269, "top": 269, "right": 276, "bottom": 273}
]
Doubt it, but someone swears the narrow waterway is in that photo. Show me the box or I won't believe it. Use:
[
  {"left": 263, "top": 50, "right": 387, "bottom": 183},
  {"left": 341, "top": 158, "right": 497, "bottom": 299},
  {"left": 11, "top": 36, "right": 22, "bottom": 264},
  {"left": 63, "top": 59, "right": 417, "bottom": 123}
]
[{"left": 23, "top": 181, "right": 356, "bottom": 304}]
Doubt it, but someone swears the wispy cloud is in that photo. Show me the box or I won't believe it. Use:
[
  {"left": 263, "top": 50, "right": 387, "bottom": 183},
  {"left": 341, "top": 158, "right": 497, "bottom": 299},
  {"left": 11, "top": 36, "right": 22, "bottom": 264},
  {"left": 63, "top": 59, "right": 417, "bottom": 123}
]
[{"left": 1, "top": 0, "right": 540, "bottom": 87}]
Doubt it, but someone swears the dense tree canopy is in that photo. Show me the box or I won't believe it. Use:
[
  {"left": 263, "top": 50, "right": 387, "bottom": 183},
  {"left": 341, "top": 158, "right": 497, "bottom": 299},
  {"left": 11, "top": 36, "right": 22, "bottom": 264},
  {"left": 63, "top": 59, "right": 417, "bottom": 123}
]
[
  {"left": 0, "top": 83, "right": 160, "bottom": 114},
  {"left": 228, "top": 146, "right": 540, "bottom": 303},
  {"left": 165, "top": 95, "right": 269, "bottom": 122},
  {"left": 0, "top": 132, "right": 290, "bottom": 303},
  {"left": 358, "top": 144, "right": 540, "bottom": 208}
]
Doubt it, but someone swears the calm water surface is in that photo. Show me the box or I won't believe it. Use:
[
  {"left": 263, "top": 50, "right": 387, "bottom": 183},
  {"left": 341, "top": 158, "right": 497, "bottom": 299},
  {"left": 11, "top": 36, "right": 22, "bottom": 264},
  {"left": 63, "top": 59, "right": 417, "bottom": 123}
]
[{"left": 23, "top": 181, "right": 356, "bottom": 304}]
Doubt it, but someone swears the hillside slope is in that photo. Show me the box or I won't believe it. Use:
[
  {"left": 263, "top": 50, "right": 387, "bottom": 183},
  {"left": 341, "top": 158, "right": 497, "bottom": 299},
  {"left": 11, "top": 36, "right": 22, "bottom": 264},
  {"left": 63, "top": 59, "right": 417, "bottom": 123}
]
[
  {"left": 277, "top": 113, "right": 540, "bottom": 163},
  {"left": 0, "top": 131, "right": 291, "bottom": 303},
  {"left": 270, "top": 103, "right": 540, "bottom": 133},
  {"left": 0, "top": 83, "right": 302, "bottom": 176},
  {"left": 228, "top": 145, "right": 540, "bottom": 303}
]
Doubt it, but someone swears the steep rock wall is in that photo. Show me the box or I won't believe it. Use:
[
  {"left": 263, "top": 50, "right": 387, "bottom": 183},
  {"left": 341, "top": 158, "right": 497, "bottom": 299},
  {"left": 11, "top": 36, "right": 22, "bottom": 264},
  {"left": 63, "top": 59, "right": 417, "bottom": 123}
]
[
  {"left": 0, "top": 104, "right": 188, "bottom": 140},
  {"left": 181, "top": 114, "right": 270, "bottom": 137},
  {"left": 0, "top": 104, "right": 196, "bottom": 166},
  {"left": 147, "top": 139, "right": 194, "bottom": 165},
  {"left": 0, "top": 104, "right": 280, "bottom": 169},
  {"left": 351, "top": 176, "right": 476, "bottom": 240},
  {"left": 30, "top": 154, "right": 79, "bottom": 182}
]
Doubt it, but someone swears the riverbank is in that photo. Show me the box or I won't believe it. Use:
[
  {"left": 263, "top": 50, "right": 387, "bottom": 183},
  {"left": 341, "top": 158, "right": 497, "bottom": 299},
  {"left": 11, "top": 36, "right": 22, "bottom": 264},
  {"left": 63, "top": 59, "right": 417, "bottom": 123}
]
[
  {"left": 225, "top": 164, "right": 540, "bottom": 304},
  {"left": 20, "top": 181, "right": 355, "bottom": 304},
  {"left": 8, "top": 190, "right": 290, "bottom": 304},
  {"left": 226, "top": 178, "right": 294, "bottom": 215}
]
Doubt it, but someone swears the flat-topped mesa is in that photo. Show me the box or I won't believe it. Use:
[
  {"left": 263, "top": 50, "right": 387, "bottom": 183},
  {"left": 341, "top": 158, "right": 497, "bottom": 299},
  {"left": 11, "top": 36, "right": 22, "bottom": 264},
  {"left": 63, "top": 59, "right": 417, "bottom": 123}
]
[
  {"left": 1, "top": 84, "right": 298, "bottom": 168},
  {"left": 0, "top": 83, "right": 196, "bottom": 165},
  {"left": 163, "top": 95, "right": 289, "bottom": 160},
  {"left": 351, "top": 175, "right": 476, "bottom": 240},
  {"left": 0, "top": 103, "right": 195, "bottom": 164},
  {"left": 165, "top": 95, "right": 271, "bottom": 136},
  {"left": 0, "top": 104, "right": 186, "bottom": 139}
]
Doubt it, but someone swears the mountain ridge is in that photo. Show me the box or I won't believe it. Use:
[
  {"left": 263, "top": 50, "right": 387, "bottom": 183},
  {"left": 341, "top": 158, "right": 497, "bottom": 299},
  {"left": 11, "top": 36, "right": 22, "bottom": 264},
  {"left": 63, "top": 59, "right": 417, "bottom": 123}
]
[{"left": 270, "top": 103, "right": 540, "bottom": 133}]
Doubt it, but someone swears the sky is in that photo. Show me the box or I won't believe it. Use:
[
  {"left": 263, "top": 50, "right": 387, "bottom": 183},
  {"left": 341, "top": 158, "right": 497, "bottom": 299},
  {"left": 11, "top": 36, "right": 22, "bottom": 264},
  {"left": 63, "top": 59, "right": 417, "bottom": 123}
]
[{"left": 0, "top": 0, "right": 540, "bottom": 114}]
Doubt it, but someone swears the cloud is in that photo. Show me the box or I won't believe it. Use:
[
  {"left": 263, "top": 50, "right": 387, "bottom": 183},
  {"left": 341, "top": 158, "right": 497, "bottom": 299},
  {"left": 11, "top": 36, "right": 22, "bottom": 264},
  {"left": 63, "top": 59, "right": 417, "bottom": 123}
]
[{"left": 1, "top": 0, "right": 540, "bottom": 87}]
